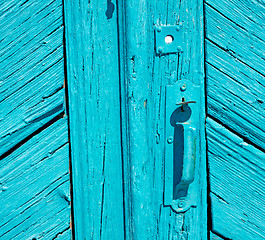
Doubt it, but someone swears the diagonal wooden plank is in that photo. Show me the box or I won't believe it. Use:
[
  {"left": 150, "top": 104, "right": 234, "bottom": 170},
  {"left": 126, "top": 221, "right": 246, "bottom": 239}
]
[
  {"left": 207, "top": 117, "right": 265, "bottom": 240},
  {"left": 205, "top": 1, "right": 265, "bottom": 151},
  {"left": 0, "top": 0, "right": 65, "bottom": 156},
  {"left": 205, "top": 0, "right": 265, "bottom": 43},
  {"left": 0, "top": 117, "right": 71, "bottom": 239},
  {"left": 205, "top": 2, "right": 265, "bottom": 76},
  {"left": 206, "top": 40, "right": 265, "bottom": 150}
]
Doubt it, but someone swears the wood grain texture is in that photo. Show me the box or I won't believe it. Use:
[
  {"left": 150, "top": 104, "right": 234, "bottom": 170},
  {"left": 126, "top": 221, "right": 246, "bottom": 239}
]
[
  {"left": 0, "top": 0, "right": 65, "bottom": 156},
  {"left": 205, "top": 0, "right": 265, "bottom": 75},
  {"left": 117, "top": 0, "right": 207, "bottom": 239},
  {"left": 205, "top": 2, "right": 265, "bottom": 150},
  {"left": 55, "top": 228, "right": 71, "bottom": 239},
  {"left": 207, "top": 117, "right": 265, "bottom": 240},
  {"left": 64, "top": 0, "right": 125, "bottom": 239},
  {"left": 0, "top": 117, "right": 71, "bottom": 239},
  {"left": 210, "top": 232, "right": 224, "bottom": 240}
]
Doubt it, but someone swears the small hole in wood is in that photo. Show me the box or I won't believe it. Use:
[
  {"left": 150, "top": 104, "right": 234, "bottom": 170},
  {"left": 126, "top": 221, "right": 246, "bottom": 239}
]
[{"left": 165, "top": 35, "right": 174, "bottom": 44}]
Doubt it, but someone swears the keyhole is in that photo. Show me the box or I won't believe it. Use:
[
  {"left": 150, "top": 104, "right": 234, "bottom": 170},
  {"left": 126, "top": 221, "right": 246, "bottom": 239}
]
[
  {"left": 165, "top": 35, "right": 174, "bottom": 44},
  {"left": 181, "top": 97, "right": 185, "bottom": 112}
]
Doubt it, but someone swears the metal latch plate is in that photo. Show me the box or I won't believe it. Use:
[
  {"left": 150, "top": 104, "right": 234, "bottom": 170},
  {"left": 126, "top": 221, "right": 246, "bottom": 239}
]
[
  {"left": 155, "top": 25, "right": 184, "bottom": 55},
  {"left": 164, "top": 80, "right": 200, "bottom": 213}
]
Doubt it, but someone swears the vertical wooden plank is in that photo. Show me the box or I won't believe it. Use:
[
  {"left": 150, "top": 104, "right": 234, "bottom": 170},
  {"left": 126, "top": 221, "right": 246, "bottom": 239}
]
[
  {"left": 117, "top": 0, "right": 206, "bottom": 239},
  {"left": 64, "top": 1, "right": 124, "bottom": 239}
]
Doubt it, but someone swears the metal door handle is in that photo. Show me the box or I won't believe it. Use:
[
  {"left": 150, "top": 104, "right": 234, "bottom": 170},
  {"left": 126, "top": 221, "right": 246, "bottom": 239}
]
[
  {"left": 174, "top": 125, "right": 196, "bottom": 203},
  {"left": 165, "top": 80, "right": 199, "bottom": 212},
  {"left": 178, "top": 124, "right": 196, "bottom": 184}
]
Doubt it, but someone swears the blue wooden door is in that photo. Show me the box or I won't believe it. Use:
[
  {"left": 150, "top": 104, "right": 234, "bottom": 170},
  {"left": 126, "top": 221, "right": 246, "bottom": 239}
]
[
  {"left": 205, "top": 0, "right": 265, "bottom": 239},
  {"left": 2, "top": 0, "right": 264, "bottom": 239},
  {"left": 65, "top": 0, "right": 207, "bottom": 239}
]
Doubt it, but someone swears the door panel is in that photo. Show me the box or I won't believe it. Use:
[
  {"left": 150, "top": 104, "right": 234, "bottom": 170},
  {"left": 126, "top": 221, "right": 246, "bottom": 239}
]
[
  {"left": 65, "top": 0, "right": 207, "bottom": 239},
  {"left": 118, "top": 0, "right": 207, "bottom": 237},
  {"left": 0, "top": 1, "right": 71, "bottom": 239},
  {"left": 206, "top": 44, "right": 265, "bottom": 149},
  {"left": 205, "top": 0, "right": 265, "bottom": 239},
  {"left": 205, "top": 2, "right": 264, "bottom": 75},
  {"left": 205, "top": 3, "right": 265, "bottom": 150}
]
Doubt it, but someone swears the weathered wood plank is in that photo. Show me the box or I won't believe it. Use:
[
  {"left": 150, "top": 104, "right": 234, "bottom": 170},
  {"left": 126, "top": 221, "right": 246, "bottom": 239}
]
[
  {"left": 0, "top": 0, "right": 65, "bottom": 156},
  {"left": 207, "top": 117, "right": 265, "bottom": 240},
  {"left": 205, "top": 1, "right": 265, "bottom": 150},
  {"left": 206, "top": 40, "right": 265, "bottom": 150},
  {"left": 205, "top": 0, "right": 265, "bottom": 42},
  {"left": 205, "top": 2, "right": 265, "bottom": 76},
  {"left": 118, "top": 0, "right": 206, "bottom": 239},
  {"left": 64, "top": 0, "right": 125, "bottom": 239},
  {"left": 0, "top": 117, "right": 71, "bottom": 239}
]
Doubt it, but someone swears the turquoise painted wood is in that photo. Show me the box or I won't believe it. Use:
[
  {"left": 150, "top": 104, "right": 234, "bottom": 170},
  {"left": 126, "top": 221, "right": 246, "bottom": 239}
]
[
  {"left": 205, "top": 0, "right": 265, "bottom": 239},
  {"left": 210, "top": 232, "right": 223, "bottom": 240},
  {"left": 118, "top": 1, "right": 207, "bottom": 237},
  {"left": 64, "top": 1, "right": 125, "bottom": 239},
  {"left": 0, "top": 1, "right": 71, "bottom": 239},
  {"left": 205, "top": 1, "right": 265, "bottom": 149},
  {"left": 65, "top": 0, "right": 206, "bottom": 239},
  {"left": 0, "top": 118, "right": 71, "bottom": 239},
  {"left": 5, "top": 0, "right": 265, "bottom": 239},
  {"left": 0, "top": 0, "right": 65, "bottom": 156},
  {"left": 207, "top": 119, "right": 265, "bottom": 239}
]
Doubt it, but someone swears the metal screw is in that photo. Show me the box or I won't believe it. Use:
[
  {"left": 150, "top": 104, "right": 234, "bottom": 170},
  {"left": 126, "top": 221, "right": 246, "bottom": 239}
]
[
  {"left": 177, "top": 46, "right": 182, "bottom": 52},
  {"left": 167, "top": 136, "right": 173, "bottom": 144},
  {"left": 178, "top": 201, "right": 185, "bottom": 208},
  {"left": 158, "top": 47, "right": 163, "bottom": 54},
  {"left": 176, "top": 26, "right": 180, "bottom": 31},
  {"left": 157, "top": 27, "right": 162, "bottom": 32},
  {"left": 180, "top": 84, "right": 186, "bottom": 91}
]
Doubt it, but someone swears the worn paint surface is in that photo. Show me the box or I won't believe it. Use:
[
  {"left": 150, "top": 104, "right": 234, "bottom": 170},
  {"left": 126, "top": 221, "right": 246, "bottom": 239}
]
[
  {"left": 0, "top": 0, "right": 65, "bottom": 156},
  {"left": 207, "top": 119, "right": 265, "bottom": 239},
  {"left": 0, "top": 118, "right": 70, "bottom": 239},
  {"left": 4, "top": 0, "right": 264, "bottom": 238},
  {"left": 64, "top": 0, "right": 125, "bottom": 239},
  {"left": 65, "top": 0, "right": 206, "bottom": 239},
  {"left": 205, "top": 0, "right": 265, "bottom": 239},
  {"left": 0, "top": 1, "right": 71, "bottom": 239},
  {"left": 205, "top": 0, "right": 265, "bottom": 149},
  {"left": 120, "top": 0, "right": 207, "bottom": 237}
]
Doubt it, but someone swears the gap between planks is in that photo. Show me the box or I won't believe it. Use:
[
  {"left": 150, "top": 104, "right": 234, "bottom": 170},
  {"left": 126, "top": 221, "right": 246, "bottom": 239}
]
[
  {"left": 206, "top": 115, "right": 265, "bottom": 155},
  {"left": 61, "top": 0, "right": 75, "bottom": 238},
  {"left": 0, "top": 113, "right": 65, "bottom": 161}
]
